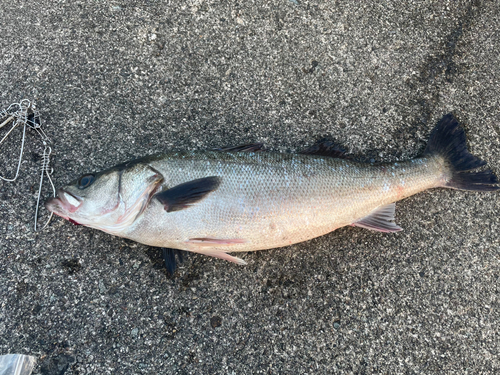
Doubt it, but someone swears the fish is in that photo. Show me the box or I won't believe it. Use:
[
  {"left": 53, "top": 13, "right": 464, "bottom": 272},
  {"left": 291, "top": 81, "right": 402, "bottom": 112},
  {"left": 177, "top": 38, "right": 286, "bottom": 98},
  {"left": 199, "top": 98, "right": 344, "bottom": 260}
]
[{"left": 45, "top": 114, "right": 498, "bottom": 272}]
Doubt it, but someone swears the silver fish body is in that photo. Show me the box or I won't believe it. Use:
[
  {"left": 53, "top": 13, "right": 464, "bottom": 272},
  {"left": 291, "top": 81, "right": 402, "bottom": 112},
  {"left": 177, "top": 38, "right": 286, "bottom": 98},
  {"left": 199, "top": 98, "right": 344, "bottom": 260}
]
[
  {"left": 126, "top": 152, "right": 441, "bottom": 250},
  {"left": 45, "top": 114, "right": 498, "bottom": 265}
]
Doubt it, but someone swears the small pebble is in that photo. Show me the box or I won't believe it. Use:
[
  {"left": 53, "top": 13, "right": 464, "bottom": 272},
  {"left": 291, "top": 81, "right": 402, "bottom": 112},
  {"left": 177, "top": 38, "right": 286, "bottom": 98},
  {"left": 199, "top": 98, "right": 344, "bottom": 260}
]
[{"left": 210, "top": 316, "right": 222, "bottom": 328}]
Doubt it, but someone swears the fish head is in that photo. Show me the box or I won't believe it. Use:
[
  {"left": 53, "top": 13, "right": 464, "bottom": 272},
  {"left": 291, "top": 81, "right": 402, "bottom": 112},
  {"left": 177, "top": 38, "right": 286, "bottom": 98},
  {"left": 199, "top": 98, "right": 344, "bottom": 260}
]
[
  {"left": 45, "top": 161, "right": 164, "bottom": 234},
  {"left": 45, "top": 168, "right": 122, "bottom": 228}
]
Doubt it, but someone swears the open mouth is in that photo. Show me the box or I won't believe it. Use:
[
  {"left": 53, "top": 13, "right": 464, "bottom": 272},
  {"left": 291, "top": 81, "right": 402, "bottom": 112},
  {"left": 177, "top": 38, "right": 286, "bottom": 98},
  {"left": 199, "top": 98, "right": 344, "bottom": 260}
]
[{"left": 45, "top": 189, "right": 82, "bottom": 215}]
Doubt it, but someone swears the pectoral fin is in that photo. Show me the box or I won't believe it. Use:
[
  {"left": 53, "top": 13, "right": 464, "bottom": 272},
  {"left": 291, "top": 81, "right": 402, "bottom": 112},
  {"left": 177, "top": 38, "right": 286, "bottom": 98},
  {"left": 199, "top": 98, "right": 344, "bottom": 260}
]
[
  {"left": 352, "top": 203, "right": 402, "bottom": 233},
  {"left": 155, "top": 176, "right": 221, "bottom": 212}
]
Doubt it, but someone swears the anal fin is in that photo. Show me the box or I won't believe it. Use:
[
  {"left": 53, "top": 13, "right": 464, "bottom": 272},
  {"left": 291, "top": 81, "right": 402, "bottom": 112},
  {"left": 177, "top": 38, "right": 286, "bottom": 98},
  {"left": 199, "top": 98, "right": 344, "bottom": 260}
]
[{"left": 352, "top": 203, "right": 402, "bottom": 233}]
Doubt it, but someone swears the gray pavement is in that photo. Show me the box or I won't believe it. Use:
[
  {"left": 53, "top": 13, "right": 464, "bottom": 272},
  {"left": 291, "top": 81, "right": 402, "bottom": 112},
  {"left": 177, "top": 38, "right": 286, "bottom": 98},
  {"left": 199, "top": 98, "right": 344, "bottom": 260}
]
[{"left": 1, "top": 1, "right": 499, "bottom": 374}]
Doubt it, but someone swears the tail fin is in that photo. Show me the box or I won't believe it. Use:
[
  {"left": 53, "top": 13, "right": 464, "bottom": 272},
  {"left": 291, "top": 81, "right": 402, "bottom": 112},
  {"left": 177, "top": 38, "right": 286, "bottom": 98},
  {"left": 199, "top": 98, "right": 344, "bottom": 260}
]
[{"left": 424, "top": 114, "right": 499, "bottom": 192}]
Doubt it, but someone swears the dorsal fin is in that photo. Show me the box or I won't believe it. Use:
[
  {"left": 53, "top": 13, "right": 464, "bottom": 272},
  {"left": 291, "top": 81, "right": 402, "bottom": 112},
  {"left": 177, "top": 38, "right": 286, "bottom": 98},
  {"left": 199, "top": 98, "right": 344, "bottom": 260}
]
[
  {"left": 300, "top": 140, "right": 347, "bottom": 158},
  {"left": 216, "top": 143, "right": 265, "bottom": 153}
]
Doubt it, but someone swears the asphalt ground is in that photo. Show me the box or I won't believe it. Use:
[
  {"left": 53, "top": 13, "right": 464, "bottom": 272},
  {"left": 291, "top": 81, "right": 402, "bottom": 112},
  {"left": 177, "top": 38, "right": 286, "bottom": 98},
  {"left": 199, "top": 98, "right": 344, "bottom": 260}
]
[{"left": 0, "top": 1, "right": 499, "bottom": 374}]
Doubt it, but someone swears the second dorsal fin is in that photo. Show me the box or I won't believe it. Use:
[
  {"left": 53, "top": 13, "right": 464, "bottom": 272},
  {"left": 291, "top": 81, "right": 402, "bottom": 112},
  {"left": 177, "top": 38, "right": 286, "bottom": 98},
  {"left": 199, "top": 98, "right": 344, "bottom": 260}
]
[{"left": 300, "top": 140, "right": 347, "bottom": 158}]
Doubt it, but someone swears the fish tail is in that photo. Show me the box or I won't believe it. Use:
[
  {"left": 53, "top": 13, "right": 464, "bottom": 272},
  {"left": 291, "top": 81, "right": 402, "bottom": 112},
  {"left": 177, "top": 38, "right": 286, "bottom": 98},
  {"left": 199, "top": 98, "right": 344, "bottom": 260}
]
[{"left": 424, "top": 114, "right": 499, "bottom": 192}]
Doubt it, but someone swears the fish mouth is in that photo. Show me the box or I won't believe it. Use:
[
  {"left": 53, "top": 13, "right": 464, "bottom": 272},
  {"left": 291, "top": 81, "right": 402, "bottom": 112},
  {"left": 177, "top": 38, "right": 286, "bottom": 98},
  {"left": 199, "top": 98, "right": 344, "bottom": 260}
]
[{"left": 45, "top": 189, "right": 83, "bottom": 217}]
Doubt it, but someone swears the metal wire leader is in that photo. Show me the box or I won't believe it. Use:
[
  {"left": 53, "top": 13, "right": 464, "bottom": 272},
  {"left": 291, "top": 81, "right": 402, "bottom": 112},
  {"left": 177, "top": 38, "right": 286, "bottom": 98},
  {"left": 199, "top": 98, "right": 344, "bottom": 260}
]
[{"left": 0, "top": 99, "right": 56, "bottom": 230}]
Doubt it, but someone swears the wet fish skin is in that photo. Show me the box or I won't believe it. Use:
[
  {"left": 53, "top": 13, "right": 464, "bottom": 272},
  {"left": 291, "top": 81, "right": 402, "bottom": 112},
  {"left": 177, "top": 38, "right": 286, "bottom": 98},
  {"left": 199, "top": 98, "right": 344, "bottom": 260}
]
[{"left": 45, "top": 114, "right": 498, "bottom": 265}]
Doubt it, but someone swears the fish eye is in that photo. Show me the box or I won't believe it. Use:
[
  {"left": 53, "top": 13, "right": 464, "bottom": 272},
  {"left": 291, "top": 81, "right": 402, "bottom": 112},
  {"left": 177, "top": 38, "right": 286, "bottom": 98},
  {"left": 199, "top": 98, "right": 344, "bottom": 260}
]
[{"left": 78, "top": 174, "right": 95, "bottom": 189}]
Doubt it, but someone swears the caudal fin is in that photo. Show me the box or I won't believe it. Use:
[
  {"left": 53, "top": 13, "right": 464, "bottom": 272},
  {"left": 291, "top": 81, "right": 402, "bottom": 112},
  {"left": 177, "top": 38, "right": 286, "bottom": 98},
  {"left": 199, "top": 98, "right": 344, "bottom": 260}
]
[{"left": 424, "top": 114, "right": 499, "bottom": 192}]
